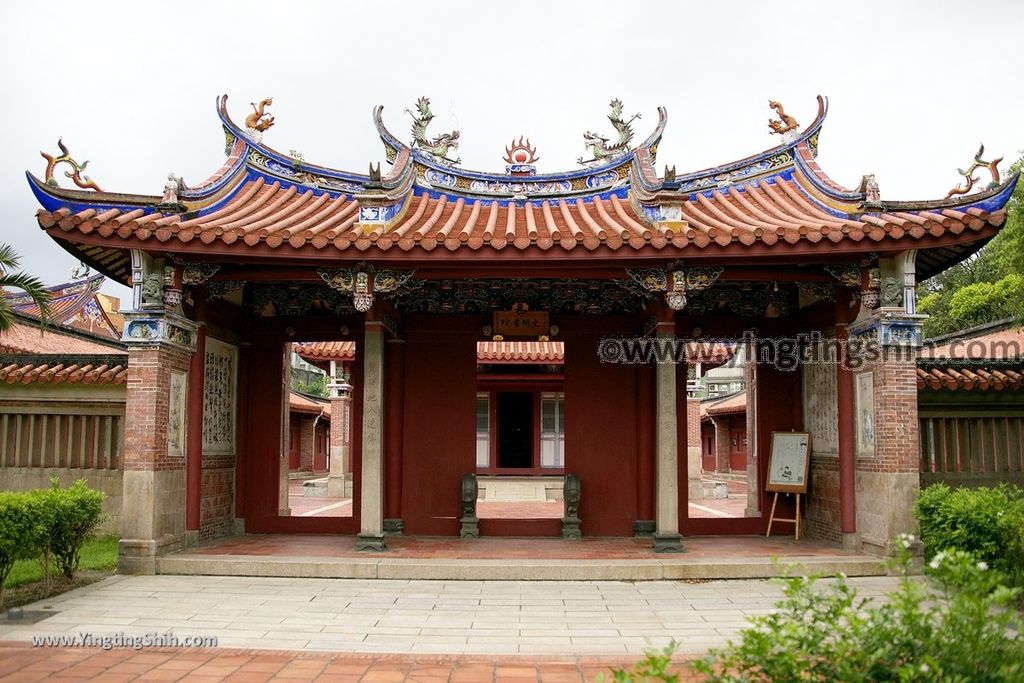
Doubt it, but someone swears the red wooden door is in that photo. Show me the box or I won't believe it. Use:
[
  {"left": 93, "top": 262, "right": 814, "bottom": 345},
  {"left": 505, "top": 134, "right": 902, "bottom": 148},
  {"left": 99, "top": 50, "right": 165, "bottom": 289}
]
[
  {"left": 729, "top": 426, "right": 747, "bottom": 471},
  {"left": 288, "top": 421, "right": 300, "bottom": 470},
  {"left": 313, "top": 426, "right": 328, "bottom": 472},
  {"left": 702, "top": 432, "right": 715, "bottom": 472}
]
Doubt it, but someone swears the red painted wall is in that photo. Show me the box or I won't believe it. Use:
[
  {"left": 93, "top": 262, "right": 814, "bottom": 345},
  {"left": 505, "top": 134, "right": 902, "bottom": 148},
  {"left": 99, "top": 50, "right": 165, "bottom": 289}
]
[
  {"left": 562, "top": 317, "right": 639, "bottom": 536},
  {"left": 400, "top": 316, "right": 478, "bottom": 536},
  {"left": 242, "top": 342, "right": 286, "bottom": 522}
]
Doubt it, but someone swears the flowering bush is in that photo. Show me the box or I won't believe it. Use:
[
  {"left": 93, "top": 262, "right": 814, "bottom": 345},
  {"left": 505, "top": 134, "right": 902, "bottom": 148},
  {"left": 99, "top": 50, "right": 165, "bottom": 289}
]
[
  {"left": 692, "top": 536, "right": 1024, "bottom": 682},
  {"left": 915, "top": 483, "right": 1024, "bottom": 586}
]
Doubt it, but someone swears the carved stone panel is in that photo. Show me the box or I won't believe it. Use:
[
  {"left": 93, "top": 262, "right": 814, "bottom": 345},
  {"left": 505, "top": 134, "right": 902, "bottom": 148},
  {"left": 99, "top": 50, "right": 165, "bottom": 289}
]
[
  {"left": 202, "top": 337, "right": 238, "bottom": 456},
  {"left": 801, "top": 349, "right": 838, "bottom": 455},
  {"left": 168, "top": 370, "right": 188, "bottom": 458}
]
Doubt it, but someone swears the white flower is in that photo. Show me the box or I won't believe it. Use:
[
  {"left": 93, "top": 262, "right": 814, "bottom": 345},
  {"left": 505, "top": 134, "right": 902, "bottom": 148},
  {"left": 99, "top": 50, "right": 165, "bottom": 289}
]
[
  {"left": 921, "top": 664, "right": 930, "bottom": 673},
  {"left": 929, "top": 557, "right": 941, "bottom": 569},
  {"left": 977, "top": 561, "right": 988, "bottom": 571}
]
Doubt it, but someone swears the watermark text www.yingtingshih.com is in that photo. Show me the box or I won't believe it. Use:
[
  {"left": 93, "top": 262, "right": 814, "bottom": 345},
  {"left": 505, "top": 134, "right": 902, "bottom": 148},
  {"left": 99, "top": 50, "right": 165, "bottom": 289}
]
[
  {"left": 596, "top": 331, "right": 1023, "bottom": 371},
  {"left": 31, "top": 631, "right": 218, "bottom": 650}
]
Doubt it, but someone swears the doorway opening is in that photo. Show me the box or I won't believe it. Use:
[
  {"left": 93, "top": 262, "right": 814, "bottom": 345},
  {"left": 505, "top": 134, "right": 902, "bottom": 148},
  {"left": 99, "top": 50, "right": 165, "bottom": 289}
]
[
  {"left": 281, "top": 340, "right": 356, "bottom": 519},
  {"left": 688, "top": 340, "right": 757, "bottom": 521},
  {"left": 475, "top": 341, "right": 565, "bottom": 521}
]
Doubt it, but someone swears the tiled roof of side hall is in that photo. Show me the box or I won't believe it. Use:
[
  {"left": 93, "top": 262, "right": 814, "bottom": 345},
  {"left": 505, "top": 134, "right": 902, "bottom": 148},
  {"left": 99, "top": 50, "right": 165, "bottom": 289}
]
[
  {"left": 916, "top": 365, "right": 1024, "bottom": 391},
  {"left": 0, "top": 316, "right": 125, "bottom": 355},
  {"left": 0, "top": 353, "right": 128, "bottom": 386},
  {"left": 27, "top": 94, "right": 1017, "bottom": 285}
]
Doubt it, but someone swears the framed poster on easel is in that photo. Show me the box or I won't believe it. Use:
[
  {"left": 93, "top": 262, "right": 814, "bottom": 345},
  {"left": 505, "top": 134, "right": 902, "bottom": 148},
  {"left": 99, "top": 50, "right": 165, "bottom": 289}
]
[{"left": 765, "top": 431, "right": 812, "bottom": 538}]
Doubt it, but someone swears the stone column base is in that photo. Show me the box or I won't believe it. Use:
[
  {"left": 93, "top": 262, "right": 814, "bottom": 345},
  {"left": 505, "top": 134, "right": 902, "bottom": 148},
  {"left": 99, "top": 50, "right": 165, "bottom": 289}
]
[
  {"left": 841, "top": 532, "right": 860, "bottom": 552},
  {"left": 688, "top": 480, "right": 704, "bottom": 501},
  {"left": 460, "top": 516, "right": 479, "bottom": 539},
  {"left": 327, "top": 474, "right": 353, "bottom": 498},
  {"left": 383, "top": 518, "right": 405, "bottom": 536},
  {"left": 356, "top": 533, "right": 387, "bottom": 552},
  {"left": 561, "top": 516, "right": 581, "bottom": 540},
  {"left": 117, "top": 534, "right": 186, "bottom": 575},
  {"left": 633, "top": 520, "right": 656, "bottom": 537},
  {"left": 652, "top": 533, "right": 683, "bottom": 553}
]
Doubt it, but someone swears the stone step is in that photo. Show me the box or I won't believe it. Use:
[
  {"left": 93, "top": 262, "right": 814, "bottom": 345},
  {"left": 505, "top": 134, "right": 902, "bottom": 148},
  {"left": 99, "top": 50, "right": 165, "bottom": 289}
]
[{"left": 157, "top": 553, "right": 884, "bottom": 582}]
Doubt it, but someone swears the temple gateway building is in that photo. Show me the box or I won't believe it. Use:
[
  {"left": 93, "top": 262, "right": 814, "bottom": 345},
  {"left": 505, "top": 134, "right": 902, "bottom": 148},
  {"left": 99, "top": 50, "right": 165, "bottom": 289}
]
[{"left": 27, "top": 95, "right": 1016, "bottom": 571}]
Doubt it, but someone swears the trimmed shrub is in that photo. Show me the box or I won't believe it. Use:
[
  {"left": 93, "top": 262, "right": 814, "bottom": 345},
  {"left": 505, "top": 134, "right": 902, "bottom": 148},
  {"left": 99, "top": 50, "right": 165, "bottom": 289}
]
[
  {"left": 0, "top": 492, "right": 45, "bottom": 608},
  {"left": 33, "top": 480, "right": 105, "bottom": 580},
  {"left": 915, "top": 483, "right": 1024, "bottom": 585},
  {"left": 693, "top": 538, "right": 1024, "bottom": 682}
]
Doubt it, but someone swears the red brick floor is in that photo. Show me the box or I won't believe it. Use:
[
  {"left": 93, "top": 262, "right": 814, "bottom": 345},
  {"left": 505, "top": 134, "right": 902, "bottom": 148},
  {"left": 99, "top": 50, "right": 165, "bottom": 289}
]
[
  {"left": 190, "top": 533, "right": 852, "bottom": 560},
  {"left": 285, "top": 476, "right": 748, "bottom": 520},
  {"left": 0, "top": 644, "right": 704, "bottom": 682},
  {"left": 477, "top": 500, "right": 563, "bottom": 519},
  {"left": 287, "top": 476, "right": 353, "bottom": 518}
]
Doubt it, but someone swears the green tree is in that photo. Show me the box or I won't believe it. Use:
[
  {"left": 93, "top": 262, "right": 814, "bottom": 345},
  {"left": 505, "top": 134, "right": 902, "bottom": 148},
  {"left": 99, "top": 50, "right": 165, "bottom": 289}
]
[{"left": 0, "top": 243, "right": 51, "bottom": 332}]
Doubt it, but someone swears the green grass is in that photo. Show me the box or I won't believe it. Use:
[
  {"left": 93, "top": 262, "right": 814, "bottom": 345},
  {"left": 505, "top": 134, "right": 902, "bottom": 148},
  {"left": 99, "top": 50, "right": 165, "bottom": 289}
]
[{"left": 3, "top": 535, "right": 118, "bottom": 588}]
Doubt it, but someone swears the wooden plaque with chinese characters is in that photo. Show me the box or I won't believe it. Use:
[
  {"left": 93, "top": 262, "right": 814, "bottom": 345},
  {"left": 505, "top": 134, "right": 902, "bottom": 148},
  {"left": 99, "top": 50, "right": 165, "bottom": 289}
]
[
  {"left": 766, "top": 431, "right": 812, "bottom": 493},
  {"left": 493, "top": 310, "right": 549, "bottom": 337}
]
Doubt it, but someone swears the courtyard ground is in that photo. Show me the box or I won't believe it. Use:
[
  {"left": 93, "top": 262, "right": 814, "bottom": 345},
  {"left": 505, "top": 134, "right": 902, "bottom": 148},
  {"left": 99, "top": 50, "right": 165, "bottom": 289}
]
[{"left": 0, "top": 573, "right": 903, "bottom": 680}]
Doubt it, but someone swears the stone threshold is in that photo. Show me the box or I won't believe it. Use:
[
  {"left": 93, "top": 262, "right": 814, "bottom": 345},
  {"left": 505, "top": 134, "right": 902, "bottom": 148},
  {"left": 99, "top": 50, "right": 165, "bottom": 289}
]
[{"left": 156, "top": 553, "right": 884, "bottom": 581}]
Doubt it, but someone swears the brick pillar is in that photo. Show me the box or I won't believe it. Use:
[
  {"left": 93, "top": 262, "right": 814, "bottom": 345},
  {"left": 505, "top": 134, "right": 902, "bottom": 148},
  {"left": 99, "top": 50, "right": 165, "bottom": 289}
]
[
  {"left": 849, "top": 304, "right": 924, "bottom": 556},
  {"left": 711, "top": 416, "right": 731, "bottom": 473},
  {"left": 118, "top": 312, "right": 197, "bottom": 574},
  {"left": 327, "top": 391, "right": 352, "bottom": 497},
  {"left": 685, "top": 397, "right": 703, "bottom": 500},
  {"left": 299, "top": 415, "right": 316, "bottom": 471}
]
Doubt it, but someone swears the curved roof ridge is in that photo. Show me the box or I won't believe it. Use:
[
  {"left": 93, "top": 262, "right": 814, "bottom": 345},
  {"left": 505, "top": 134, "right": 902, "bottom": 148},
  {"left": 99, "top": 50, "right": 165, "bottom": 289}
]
[
  {"left": 373, "top": 101, "right": 662, "bottom": 187},
  {"left": 792, "top": 137, "right": 862, "bottom": 202},
  {"left": 180, "top": 134, "right": 248, "bottom": 198},
  {"left": 217, "top": 95, "right": 372, "bottom": 185},
  {"left": 672, "top": 96, "right": 828, "bottom": 193}
]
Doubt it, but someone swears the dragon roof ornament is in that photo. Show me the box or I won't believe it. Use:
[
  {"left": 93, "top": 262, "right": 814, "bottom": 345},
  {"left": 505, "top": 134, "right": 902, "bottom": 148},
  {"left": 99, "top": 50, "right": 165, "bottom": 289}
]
[
  {"left": 578, "top": 99, "right": 640, "bottom": 166},
  {"left": 40, "top": 139, "right": 102, "bottom": 192},
  {"left": 946, "top": 143, "right": 1002, "bottom": 199},
  {"left": 405, "top": 97, "right": 460, "bottom": 166}
]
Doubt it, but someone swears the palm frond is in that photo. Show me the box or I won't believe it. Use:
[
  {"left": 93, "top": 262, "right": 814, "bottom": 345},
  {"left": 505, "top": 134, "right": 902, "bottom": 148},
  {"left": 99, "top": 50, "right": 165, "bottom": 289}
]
[
  {"left": 0, "top": 244, "right": 21, "bottom": 272},
  {"left": 0, "top": 257, "right": 52, "bottom": 333}
]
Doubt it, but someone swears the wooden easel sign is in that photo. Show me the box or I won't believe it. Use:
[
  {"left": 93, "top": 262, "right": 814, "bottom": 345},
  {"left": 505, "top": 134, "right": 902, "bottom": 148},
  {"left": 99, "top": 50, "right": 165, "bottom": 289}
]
[{"left": 765, "top": 431, "right": 812, "bottom": 539}]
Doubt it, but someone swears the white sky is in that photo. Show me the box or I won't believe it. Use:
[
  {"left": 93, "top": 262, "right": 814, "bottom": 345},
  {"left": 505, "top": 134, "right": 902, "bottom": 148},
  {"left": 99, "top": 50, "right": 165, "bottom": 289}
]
[{"left": 0, "top": 0, "right": 1021, "bottom": 298}]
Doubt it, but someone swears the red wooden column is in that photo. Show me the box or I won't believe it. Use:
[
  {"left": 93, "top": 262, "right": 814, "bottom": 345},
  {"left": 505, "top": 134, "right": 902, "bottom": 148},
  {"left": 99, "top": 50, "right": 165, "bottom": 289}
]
[
  {"left": 836, "top": 323, "right": 856, "bottom": 538},
  {"left": 383, "top": 337, "right": 406, "bottom": 533},
  {"left": 184, "top": 298, "right": 207, "bottom": 533},
  {"left": 234, "top": 343, "right": 251, "bottom": 520},
  {"left": 634, "top": 363, "right": 655, "bottom": 533}
]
